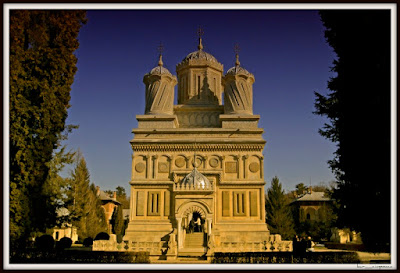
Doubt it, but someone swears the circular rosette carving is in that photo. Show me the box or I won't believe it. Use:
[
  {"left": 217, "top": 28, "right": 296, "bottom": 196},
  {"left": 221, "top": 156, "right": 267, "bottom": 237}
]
[
  {"left": 158, "top": 162, "right": 169, "bottom": 173},
  {"left": 135, "top": 163, "right": 146, "bottom": 173},
  {"left": 209, "top": 158, "right": 219, "bottom": 168},
  {"left": 249, "top": 162, "right": 260, "bottom": 173},
  {"left": 175, "top": 158, "right": 186, "bottom": 168}
]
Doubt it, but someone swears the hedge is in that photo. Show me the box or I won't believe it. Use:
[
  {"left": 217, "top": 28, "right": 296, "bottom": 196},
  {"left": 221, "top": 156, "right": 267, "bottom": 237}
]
[
  {"left": 212, "top": 251, "right": 360, "bottom": 264},
  {"left": 10, "top": 249, "right": 150, "bottom": 263}
]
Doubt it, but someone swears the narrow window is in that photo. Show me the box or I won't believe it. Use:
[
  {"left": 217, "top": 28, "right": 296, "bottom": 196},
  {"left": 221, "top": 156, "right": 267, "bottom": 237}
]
[
  {"left": 241, "top": 193, "right": 245, "bottom": 214},
  {"left": 198, "top": 76, "right": 201, "bottom": 98},
  {"left": 213, "top": 78, "right": 216, "bottom": 97}
]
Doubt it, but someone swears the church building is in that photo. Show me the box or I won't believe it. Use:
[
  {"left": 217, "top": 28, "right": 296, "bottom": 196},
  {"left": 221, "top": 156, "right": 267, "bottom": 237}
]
[{"left": 123, "top": 33, "right": 291, "bottom": 259}]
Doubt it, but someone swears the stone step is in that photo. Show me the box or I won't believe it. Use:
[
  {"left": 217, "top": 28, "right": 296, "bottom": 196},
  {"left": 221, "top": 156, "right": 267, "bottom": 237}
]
[
  {"left": 178, "top": 247, "right": 207, "bottom": 257},
  {"left": 184, "top": 234, "right": 205, "bottom": 247}
]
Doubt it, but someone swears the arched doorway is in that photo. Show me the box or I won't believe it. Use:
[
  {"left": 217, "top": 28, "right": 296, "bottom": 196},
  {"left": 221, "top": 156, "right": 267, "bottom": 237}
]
[{"left": 176, "top": 202, "right": 212, "bottom": 253}]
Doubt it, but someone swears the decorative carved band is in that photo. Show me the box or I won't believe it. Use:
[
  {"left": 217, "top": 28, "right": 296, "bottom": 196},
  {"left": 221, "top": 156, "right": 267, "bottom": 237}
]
[{"left": 131, "top": 143, "right": 264, "bottom": 152}]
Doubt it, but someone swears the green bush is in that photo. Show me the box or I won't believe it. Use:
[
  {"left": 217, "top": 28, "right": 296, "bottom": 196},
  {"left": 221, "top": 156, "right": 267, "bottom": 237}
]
[
  {"left": 10, "top": 250, "right": 150, "bottom": 263},
  {"left": 56, "top": 237, "right": 72, "bottom": 249},
  {"left": 83, "top": 237, "right": 93, "bottom": 247},
  {"left": 35, "top": 235, "right": 55, "bottom": 250},
  {"left": 94, "top": 232, "right": 110, "bottom": 241}
]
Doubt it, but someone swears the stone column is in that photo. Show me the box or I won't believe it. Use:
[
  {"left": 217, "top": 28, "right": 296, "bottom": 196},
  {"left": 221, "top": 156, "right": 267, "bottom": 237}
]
[
  {"left": 131, "top": 154, "right": 135, "bottom": 180},
  {"left": 207, "top": 219, "right": 212, "bottom": 235},
  {"left": 168, "top": 156, "right": 172, "bottom": 175},
  {"left": 152, "top": 155, "right": 158, "bottom": 179},
  {"left": 185, "top": 156, "right": 190, "bottom": 169},
  {"left": 145, "top": 155, "right": 150, "bottom": 179},
  {"left": 233, "top": 155, "right": 240, "bottom": 179},
  {"left": 177, "top": 218, "right": 183, "bottom": 248},
  {"left": 221, "top": 156, "right": 226, "bottom": 179},
  {"left": 203, "top": 156, "right": 208, "bottom": 169},
  {"left": 242, "top": 155, "right": 248, "bottom": 179}
]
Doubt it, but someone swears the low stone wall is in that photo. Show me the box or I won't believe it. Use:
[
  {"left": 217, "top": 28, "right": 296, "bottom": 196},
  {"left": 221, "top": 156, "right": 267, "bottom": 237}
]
[
  {"left": 214, "top": 241, "right": 292, "bottom": 253},
  {"left": 93, "top": 238, "right": 292, "bottom": 258},
  {"left": 93, "top": 240, "right": 164, "bottom": 256}
]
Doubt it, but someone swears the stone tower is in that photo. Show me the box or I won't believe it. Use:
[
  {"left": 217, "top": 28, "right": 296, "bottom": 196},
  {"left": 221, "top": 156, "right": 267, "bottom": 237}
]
[{"left": 123, "top": 35, "right": 291, "bottom": 259}]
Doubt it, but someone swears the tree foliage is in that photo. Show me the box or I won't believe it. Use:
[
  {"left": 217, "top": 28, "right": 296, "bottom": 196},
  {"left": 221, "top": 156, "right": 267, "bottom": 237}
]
[
  {"left": 111, "top": 206, "right": 125, "bottom": 236},
  {"left": 265, "top": 177, "right": 295, "bottom": 240},
  {"left": 9, "top": 10, "right": 86, "bottom": 244},
  {"left": 41, "top": 146, "right": 75, "bottom": 228},
  {"left": 116, "top": 186, "right": 130, "bottom": 209},
  {"left": 316, "top": 10, "right": 391, "bottom": 251},
  {"left": 295, "top": 183, "right": 308, "bottom": 195},
  {"left": 105, "top": 186, "right": 130, "bottom": 209},
  {"left": 67, "top": 155, "right": 107, "bottom": 240}
]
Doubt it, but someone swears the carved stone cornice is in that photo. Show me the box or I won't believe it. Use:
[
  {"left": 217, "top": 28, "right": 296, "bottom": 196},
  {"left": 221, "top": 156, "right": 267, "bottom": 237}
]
[{"left": 131, "top": 143, "right": 264, "bottom": 152}]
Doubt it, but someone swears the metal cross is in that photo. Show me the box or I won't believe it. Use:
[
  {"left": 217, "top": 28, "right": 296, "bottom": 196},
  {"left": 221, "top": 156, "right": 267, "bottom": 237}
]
[
  {"left": 197, "top": 26, "right": 204, "bottom": 38},
  {"left": 234, "top": 43, "right": 240, "bottom": 55},
  {"left": 157, "top": 42, "right": 164, "bottom": 55}
]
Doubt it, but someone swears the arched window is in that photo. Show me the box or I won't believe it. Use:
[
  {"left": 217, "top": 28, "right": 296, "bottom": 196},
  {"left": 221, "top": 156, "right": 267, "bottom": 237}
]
[{"left": 306, "top": 213, "right": 311, "bottom": 220}]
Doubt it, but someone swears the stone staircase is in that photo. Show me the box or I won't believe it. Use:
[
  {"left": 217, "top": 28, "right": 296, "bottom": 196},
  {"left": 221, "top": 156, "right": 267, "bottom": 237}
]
[
  {"left": 185, "top": 233, "right": 205, "bottom": 248},
  {"left": 179, "top": 233, "right": 206, "bottom": 257}
]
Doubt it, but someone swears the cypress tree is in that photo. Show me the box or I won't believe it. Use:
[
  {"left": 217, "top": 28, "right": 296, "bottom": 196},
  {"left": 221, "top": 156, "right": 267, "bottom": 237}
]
[{"left": 265, "top": 176, "right": 295, "bottom": 240}]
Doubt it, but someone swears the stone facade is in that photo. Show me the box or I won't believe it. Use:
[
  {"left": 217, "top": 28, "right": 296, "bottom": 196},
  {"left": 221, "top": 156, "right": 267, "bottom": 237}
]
[
  {"left": 120, "top": 37, "right": 291, "bottom": 259},
  {"left": 290, "top": 190, "right": 332, "bottom": 222}
]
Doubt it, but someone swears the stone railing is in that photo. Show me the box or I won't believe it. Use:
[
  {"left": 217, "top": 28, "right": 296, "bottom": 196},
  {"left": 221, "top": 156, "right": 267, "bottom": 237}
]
[
  {"left": 214, "top": 241, "right": 292, "bottom": 252},
  {"left": 93, "top": 240, "right": 164, "bottom": 255},
  {"left": 173, "top": 182, "right": 214, "bottom": 191}
]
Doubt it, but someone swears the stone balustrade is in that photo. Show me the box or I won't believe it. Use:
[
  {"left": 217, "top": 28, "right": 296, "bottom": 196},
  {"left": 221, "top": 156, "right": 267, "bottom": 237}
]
[
  {"left": 214, "top": 241, "right": 292, "bottom": 252},
  {"left": 173, "top": 182, "right": 214, "bottom": 191},
  {"left": 93, "top": 240, "right": 164, "bottom": 255},
  {"left": 93, "top": 238, "right": 292, "bottom": 255}
]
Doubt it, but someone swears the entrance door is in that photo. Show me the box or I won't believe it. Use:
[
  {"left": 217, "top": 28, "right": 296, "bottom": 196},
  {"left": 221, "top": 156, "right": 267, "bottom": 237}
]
[{"left": 184, "top": 212, "right": 205, "bottom": 248}]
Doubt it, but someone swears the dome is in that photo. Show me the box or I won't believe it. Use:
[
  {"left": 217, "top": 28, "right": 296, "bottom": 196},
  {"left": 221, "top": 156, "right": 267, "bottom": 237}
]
[
  {"left": 148, "top": 54, "right": 172, "bottom": 76},
  {"left": 149, "top": 65, "right": 172, "bottom": 76},
  {"left": 179, "top": 37, "right": 219, "bottom": 64},
  {"left": 226, "top": 54, "right": 252, "bottom": 76},
  {"left": 181, "top": 169, "right": 211, "bottom": 190},
  {"left": 226, "top": 65, "right": 251, "bottom": 76},
  {"left": 182, "top": 50, "right": 218, "bottom": 63}
]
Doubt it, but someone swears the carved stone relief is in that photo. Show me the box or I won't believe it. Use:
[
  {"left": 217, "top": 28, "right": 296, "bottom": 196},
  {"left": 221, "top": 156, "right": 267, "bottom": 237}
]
[
  {"left": 175, "top": 157, "right": 186, "bottom": 168},
  {"left": 135, "top": 162, "right": 146, "bottom": 173},
  {"left": 158, "top": 162, "right": 169, "bottom": 173},
  {"left": 209, "top": 158, "right": 219, "bottom": 168},
  {"left": 176, "top": 112, "right": 221, "bottom": 128},
  {"left": 249, "top": 162, "right": 260, "bottom": 173}
]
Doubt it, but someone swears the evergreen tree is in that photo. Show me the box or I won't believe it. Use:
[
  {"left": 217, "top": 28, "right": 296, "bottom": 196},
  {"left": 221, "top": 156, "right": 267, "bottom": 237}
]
[
  {"left": 316, "top": 10, "right": 390, "bottom": 251},
  {"left": 9, "top": 10, "right": 86, "bottom": 245},
  {"left": 115, "top": 186, "right": 130, "bottom": 209},
  {"left": 111, "top": 206, "right": 125, "bottom": 236},
  {"left": 67, "top": 154, "right": 107, "bottom": 240},
  {"left": 86, "top": 184, "right": 108, "bottom": 238},
  {"left": 295, "top": 183, "right": 308, "bottom": 195},
  {"left": 68, "top": 155, "right": 91, "bottom": 240},
  {"left": 42, "top": 146, "right": 75, "bottom": 228},
  {"left": 265, "top": 176, "right": 295, "bottom": 240}
]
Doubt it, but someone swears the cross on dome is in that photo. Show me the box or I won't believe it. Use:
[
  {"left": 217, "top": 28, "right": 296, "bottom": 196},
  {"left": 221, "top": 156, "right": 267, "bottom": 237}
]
[
  {"left": 157, "top": 42, "right": 164, "bottom": 67},
  {"left": 197, "top": 26, "right": 204, "bottom": 50},
  {"left": 234, "top": 43, "right": 241, "bottom": 66}
]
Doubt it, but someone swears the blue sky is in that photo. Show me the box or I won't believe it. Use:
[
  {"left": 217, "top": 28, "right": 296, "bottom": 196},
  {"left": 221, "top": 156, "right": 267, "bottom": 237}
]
[{"left": 63, "top": 9, "right": 337, "bottom": 193}]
